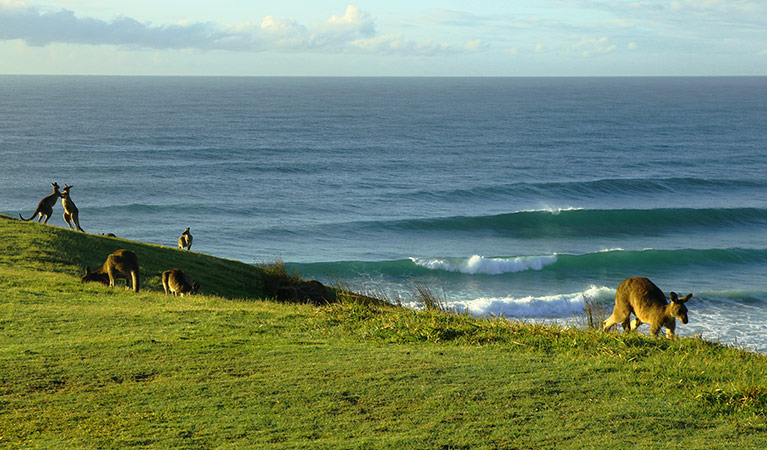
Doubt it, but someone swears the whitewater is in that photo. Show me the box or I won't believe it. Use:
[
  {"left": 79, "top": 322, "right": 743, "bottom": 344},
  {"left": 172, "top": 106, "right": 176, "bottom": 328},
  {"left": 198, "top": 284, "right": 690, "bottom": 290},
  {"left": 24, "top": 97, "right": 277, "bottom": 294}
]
[{"left": 1, "top": 76, "right": 765, "bottom": 352}]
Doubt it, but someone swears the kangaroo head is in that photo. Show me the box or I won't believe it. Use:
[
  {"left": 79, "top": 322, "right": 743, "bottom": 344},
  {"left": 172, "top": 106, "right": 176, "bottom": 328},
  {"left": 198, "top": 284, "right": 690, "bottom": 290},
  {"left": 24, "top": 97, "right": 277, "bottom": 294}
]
[
  {"left": 192, "top": 282, "right": 201, "bottom": 294},
  {"left": 51, "top": 182, "right": 60, "bottom": 192},
  {"left": 81, "top": 266, "right": 98, "bottom": 282},
  {"left": 669, "top": 292, "right": 692, "bottom": 324}
]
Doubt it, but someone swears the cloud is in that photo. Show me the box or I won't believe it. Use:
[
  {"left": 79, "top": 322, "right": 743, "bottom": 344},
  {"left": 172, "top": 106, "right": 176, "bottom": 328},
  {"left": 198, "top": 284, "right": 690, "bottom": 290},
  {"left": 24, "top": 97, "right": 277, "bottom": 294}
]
[
  {"left": 572, "top": 36, "right": 617, "bottom": 57},
  {"left": 325, "top": 4, "right": 374, "bottom": 35},
  {"left": 0, "top": 3, "right": 469, "bottom": 56},
  {"left": 348, "top": 34, "right": 482, "bottom": 56},
  {"left": 0, "top": 5, "right": 229, "bottom": 49}
]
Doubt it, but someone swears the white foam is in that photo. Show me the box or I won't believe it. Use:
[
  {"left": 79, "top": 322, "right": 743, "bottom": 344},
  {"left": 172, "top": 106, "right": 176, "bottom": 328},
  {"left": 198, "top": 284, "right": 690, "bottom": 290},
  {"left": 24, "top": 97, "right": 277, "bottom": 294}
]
[
  {"left": 448, "top": 285, "right": 616, "bottom": 318},
  {"left": 521, "top": 206, "right": 584, "bottom": 215},
  {"left": 410, "top": 254, "right": 558, "bottom": 275}
]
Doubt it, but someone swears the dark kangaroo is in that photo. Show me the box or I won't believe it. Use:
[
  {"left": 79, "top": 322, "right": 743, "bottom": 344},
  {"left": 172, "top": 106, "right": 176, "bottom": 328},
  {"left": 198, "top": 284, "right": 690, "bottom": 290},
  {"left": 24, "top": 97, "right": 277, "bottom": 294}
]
[
  {"left": 81, "top": 249, "right": 140, "bottom": 292},
  {"left": 178, "top": 227, "right": 193, "bottom": 251},
  {"left": 603, "top": 277, "right": 692, "bottom": 338},
  {"left": 162, "top": 268, "right": 200, "bottom": 296},
  {"left": 60, "top": 185, "right": 84, "bottom": 232},
  {"left": 20, "top": 182, "right": 61, "bottom": 223}
]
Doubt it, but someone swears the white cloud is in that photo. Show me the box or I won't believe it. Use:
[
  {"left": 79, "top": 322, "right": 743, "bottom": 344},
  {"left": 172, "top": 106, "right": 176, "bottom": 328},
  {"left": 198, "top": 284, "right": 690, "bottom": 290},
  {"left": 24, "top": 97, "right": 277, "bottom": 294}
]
[
  {"left": 0, "top": 3, "right": 467, "bottom": 56},
  {"left": 628, "top": 42, "right": 639, "bottom": 50},
  {"left": 572, "top": 36, "right": 616, "bottom": 57},
  {"left": 259, "top": 16, "right": 306, "bottom": 35},
  {"left": 0, "top": 6, "right": 226, "bottom": 49},
  {"left": 325, "top": 4, "right": 373, "bottom": 34},
  {"left": 463, "top": 40, "right": 484, "bottom": 51},
  {"left": 349, "top": 34, "right": 479, "bottom": 56},
  {"left": 0, "top": 0, "right": 25, "bottom": 8}
]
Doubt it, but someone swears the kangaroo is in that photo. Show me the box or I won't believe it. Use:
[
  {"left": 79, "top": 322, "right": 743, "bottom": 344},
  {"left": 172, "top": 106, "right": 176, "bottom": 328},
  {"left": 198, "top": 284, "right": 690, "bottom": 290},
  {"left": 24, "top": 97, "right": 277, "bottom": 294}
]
[
  {"left": 60, "top": 185, "right": 84, "bottom": 232},
  {"left": 603, "top": 277, "right": 692, "bottom": 338},
  {"left": 178, "top": 227, "right": 193, "bottom": 251},
  {"left": 162, "top": 268, "right": 200, "bottom": 296},
  {"left": 81, "top": 249, "right": 140, "bottom": 293},
  {"left": 19, "top": 182, "right": 61, "bottom": 223}
]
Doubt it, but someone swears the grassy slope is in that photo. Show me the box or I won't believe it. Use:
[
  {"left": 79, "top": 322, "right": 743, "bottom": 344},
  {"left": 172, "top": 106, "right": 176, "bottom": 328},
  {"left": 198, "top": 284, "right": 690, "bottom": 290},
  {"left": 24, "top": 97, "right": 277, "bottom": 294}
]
[{"left": 1, "top": 215, "right": 766, "bottom": 449}]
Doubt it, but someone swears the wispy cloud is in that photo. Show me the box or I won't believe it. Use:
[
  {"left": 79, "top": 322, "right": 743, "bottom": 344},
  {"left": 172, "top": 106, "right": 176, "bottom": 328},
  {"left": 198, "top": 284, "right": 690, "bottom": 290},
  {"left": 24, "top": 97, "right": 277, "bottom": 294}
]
[
  {"left": 0, "top": 3, "right": 475, "bottom": 56},
  {"left": 571, "top": 36, "right": 617, "bottom": 57}
]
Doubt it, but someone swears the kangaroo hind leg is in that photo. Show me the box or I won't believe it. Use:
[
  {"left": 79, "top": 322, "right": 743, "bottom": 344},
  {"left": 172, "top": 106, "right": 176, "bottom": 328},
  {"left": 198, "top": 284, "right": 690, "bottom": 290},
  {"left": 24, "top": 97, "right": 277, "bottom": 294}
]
[
  {"left": 73, "top": 214, "right": 84, "bottom": 232},
  {"left": 63, "top": 212, "right": 74, "bottom": 229}
]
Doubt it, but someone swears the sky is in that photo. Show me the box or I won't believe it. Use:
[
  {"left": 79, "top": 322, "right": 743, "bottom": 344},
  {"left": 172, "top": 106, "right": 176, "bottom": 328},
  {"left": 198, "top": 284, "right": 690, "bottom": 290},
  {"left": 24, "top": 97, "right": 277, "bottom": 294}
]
[{"left": 1, "top": 0, "right": 766, "bottom": 76}]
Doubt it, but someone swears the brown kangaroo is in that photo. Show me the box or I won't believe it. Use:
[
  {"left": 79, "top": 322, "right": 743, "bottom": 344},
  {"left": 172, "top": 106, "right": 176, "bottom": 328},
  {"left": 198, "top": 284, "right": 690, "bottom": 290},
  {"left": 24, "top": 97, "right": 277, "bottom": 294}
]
[
  {"left": 162, "top": 268, "right": 200, "bottom": 296},
  {"left": 603, "top": 277, "right": 692, "bottom": 338},
  {"left": 20, "top": 182, "right": 61, "bottom": 223},
  {"left": 81, "top": 249, "right": 140, "bottom": 292},
  {"left": 60, "top": 185, "right": 84, "bottom": 232},
  {"left": 178, "top": 227, "right": 193, "bottom": 251}
]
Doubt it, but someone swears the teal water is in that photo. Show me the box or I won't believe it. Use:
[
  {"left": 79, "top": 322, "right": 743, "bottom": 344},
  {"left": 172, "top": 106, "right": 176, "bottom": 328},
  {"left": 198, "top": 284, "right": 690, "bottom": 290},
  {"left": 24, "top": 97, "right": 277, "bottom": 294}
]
[{"left": 1, "top": 76, "right": 766, "bottom": 351}]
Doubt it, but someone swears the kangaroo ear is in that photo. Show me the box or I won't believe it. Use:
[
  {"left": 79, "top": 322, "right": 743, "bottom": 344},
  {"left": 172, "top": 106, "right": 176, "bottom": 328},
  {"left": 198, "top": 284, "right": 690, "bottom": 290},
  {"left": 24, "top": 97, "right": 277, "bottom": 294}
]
[
  {"left": 670, "top": 292, "right": 679, "bottom": 302},
  {"left": 679, "top": 293, "right": 692, "bottom": 303}
]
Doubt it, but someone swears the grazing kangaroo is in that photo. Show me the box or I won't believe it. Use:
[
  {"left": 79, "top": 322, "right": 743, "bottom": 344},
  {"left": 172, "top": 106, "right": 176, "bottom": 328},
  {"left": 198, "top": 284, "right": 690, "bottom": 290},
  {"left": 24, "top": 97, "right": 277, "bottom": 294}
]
[
  {"left": 60, "top": 185, "right": 84, "bottom": 232},
  {"left": 603, "top": 277, "right": 692, "bottom": 338},
  {"left": 19, "top": 182, "right": 61, "bottom": 223},
  {"left": 81, "top": 249, "right": 140, "bottom": 293},
  {"left": 162, "top": 268, "right": 200, "bottom": 296},
  {"left": 178, "top": 227, "right": 193, "bottom": 251}
]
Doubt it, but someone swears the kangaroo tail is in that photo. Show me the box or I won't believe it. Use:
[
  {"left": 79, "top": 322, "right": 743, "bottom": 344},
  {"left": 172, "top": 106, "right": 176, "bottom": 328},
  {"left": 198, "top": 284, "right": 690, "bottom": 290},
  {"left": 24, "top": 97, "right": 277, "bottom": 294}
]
[{"left": 19, "top": 210, "right": 37, "bottom": 221}]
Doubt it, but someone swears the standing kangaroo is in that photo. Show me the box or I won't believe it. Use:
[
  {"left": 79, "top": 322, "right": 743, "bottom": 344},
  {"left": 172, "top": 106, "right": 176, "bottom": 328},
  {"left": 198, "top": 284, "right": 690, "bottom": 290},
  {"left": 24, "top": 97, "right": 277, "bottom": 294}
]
[
  {"left": 60, "top": 185, "right": 84, "bottom": 232},
  {"left": 19, "top": 182, "right": 61, "bottom": 223},
  {"left": 178, "top": 227, "right": 193, "bottom": 251},
  {"left": 162, "top": 268, "right": 200, "bottom": 296},
  {"left": 603, "top": 277, "right": 692, "bottom": 338},
  {"left": 81, "top": 249, "right": 140, "bottom": 292}
]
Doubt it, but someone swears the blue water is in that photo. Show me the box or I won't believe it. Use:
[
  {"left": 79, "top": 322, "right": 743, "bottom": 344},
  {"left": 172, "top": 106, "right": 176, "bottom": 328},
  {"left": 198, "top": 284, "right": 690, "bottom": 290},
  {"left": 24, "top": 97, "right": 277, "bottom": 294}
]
[{"left": 2, "top": 76, "right": 766, "bottom": 351}]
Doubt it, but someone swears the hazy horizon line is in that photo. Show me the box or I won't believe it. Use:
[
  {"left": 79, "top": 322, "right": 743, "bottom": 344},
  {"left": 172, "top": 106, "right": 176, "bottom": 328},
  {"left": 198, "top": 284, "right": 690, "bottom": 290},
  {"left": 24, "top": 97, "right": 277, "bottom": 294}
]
[{"left": 2, "top": 74, "right": 766, "bottom": 78}]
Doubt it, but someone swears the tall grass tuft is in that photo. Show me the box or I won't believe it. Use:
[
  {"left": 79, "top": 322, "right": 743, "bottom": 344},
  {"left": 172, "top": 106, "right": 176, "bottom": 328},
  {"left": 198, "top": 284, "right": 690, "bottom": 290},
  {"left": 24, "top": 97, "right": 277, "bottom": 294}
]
[
  {"left": 333, "top": 279, "right": 398, "bottom": 306},
  {"left": 581, "top": 295, "right": 609, "bottom": 330},
  {"left": 255, "top": 257, "right": 301, "bottom": 282},
  {"left": 412, "top": 282, "right": 447, "bottom": 312}
]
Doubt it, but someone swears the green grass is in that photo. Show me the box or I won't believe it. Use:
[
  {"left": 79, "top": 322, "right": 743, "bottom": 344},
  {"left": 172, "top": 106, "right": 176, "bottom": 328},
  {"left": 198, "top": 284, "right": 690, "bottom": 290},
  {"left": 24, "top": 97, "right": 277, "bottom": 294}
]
[{"left": 1, "top": 215, "right": 766, "bottom": 449}]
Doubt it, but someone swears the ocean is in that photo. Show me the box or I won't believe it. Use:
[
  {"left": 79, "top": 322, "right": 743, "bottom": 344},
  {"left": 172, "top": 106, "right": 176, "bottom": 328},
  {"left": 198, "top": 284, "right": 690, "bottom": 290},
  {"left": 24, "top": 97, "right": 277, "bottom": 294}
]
[{"left": 2, "top": 76, "right": 766, "bottom": 352}]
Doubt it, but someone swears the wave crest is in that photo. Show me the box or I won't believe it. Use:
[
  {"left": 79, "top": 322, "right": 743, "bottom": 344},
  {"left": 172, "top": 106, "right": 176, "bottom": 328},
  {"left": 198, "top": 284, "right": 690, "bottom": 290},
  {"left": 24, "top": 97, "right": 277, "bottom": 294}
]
[
  {"left": 410, "top": 254, "right": 558, "bottom": 275},
  {"left": 449, "top": 285, "right": 616, "bottom": 318}
]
